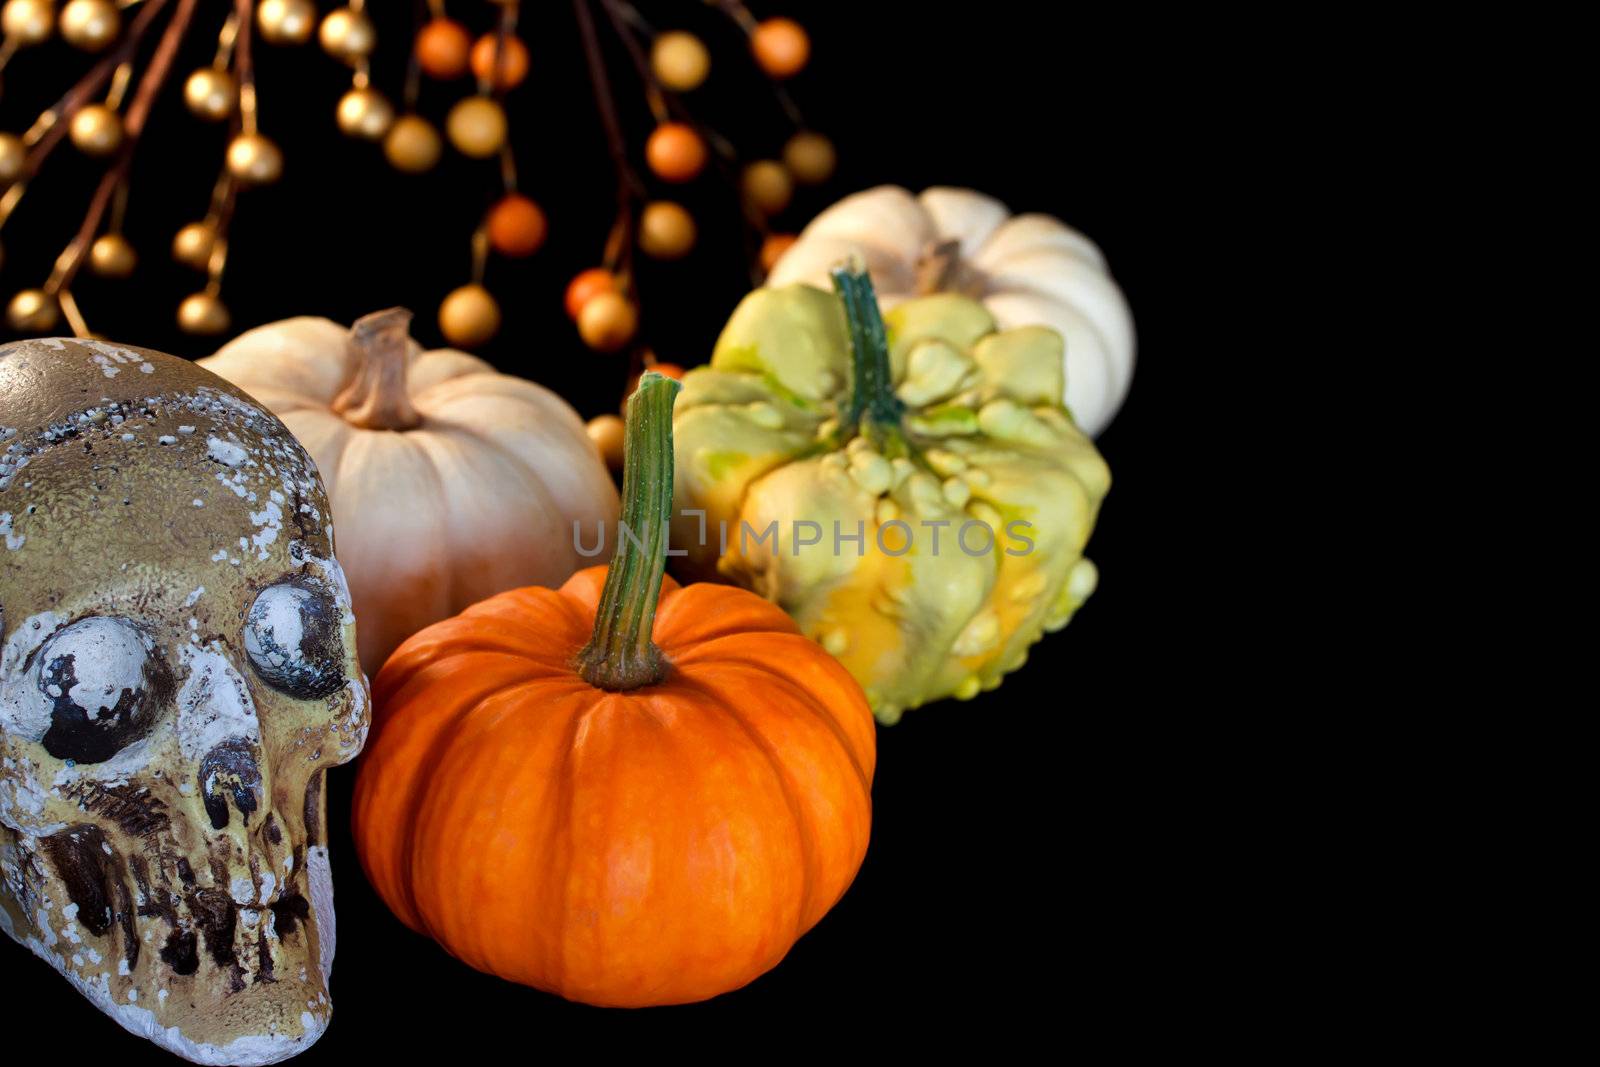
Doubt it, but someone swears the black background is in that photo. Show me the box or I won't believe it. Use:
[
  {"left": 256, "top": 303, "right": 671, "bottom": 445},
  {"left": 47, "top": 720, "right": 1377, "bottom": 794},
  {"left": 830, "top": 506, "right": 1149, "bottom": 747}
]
[{"left": 2, "top": 0, "right": 1211, "bottom": 1056}]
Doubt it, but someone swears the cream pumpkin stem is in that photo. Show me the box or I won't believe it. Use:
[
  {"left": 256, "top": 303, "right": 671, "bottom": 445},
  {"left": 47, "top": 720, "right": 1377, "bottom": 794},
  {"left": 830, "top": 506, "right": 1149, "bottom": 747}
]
[
  {"left": 914, "top": 239, "right": 963, "bottom": 296},
  {"left": 332, "top": 308, "right": 423, "bottom": 431},
  {"left": 832, "top": 262, "right": 905, "bottom": 435},
  {"left": 577, "top": 371, "right": 681, "bottom": 691}
]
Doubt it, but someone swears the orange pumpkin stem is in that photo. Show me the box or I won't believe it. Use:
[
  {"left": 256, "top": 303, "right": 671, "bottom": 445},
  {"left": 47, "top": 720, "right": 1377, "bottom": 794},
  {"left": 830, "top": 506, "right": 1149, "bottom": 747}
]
[
  {"left": 332, "top": 308, "right": 423, "bottom": 431},
  {"left": 576, "top": 371, "right": 681, "bottom": 690}
]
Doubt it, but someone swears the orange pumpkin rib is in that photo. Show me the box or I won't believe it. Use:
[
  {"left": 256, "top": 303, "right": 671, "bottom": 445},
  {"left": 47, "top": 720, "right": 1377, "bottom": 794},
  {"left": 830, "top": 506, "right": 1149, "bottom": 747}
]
[
  {"left": 669, "top": 630, "right": 877, "bottom": 787},
  {"left": 652, "top": 580, "right": 803, "bottom": 645},
  {"left": 556, "top": 687, "right": 809, "bottom": 1005},
  {"left": 669, "top": 656, "right": 873, "bottom": 930},
  {"left": 669, "top": 672, "right": 823, "bottom": 935},
  {"left": 355, "top": 660, "right": 545, "bottom": 924},
  {"left": 406, "top": 678, "right": 594, "bottom": 982},
  {"left": 375, "top": 586, "right": 588, "bottom": 698}
]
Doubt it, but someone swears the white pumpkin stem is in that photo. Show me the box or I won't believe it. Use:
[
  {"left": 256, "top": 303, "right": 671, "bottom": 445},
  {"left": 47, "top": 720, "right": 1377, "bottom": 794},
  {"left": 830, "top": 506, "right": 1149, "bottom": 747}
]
[
  {"left": 577, "top": 371, "right": 680, "bottom": 691},
  {"left": 332, "top": 308, "right": 423, "bottom": 431},
  {"left": 915, "top": 239, "right": 963, "bottom": 295}
]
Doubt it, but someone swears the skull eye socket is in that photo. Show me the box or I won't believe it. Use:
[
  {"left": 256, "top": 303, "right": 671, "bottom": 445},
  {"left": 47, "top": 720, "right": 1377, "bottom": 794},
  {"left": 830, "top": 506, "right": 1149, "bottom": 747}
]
[
  {"left": 244, "top": 580, "right": 344, "bottom": 699},
  {"left": 36, "top": 617, "right": 166, "bottom": 764}
]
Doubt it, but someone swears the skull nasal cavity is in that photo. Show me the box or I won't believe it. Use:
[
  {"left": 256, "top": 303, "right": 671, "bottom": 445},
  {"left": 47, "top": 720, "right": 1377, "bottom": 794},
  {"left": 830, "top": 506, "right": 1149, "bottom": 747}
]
[{"left": 199, "top": 738, "right": 262, "bottom": 831}]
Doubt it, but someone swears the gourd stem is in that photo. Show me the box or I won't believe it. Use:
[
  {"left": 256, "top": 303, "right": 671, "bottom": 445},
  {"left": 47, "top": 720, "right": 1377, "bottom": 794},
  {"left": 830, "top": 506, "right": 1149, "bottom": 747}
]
[
  {"left": 832, "top": 263, "right": 904, "bottom": 431},
  {"left": 332, "top": 308, "right": 422, "bottom": 431},
  {"left": 577, "top": 372, "right": 680, "bottom": 691}
]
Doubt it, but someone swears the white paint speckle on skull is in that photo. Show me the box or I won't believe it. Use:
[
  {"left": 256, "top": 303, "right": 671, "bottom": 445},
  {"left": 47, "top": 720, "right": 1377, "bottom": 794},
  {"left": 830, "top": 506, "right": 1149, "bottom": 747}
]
[
  {"left": 0, "top": 511, "right": 22, "bottom": 550},
  {"left": 206, "top": 436, "right": 248, "bottom": 468}
]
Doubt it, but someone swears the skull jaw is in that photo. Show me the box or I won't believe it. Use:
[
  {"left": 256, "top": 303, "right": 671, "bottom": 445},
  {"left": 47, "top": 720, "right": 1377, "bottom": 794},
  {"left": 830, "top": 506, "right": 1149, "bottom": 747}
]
[{"left": 0, "top": 828, "right": 336, "bottom": 1066}]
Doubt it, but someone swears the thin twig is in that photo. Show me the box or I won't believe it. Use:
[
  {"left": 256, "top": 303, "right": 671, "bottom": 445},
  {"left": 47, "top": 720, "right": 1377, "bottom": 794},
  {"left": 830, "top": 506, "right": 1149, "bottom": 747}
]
[
  {"left": 574, "top": 0, "right": 642, "bottom": 288},
  {"left": 21, "top": 0, "right": 173, "bottom": 181},
  {"left": 599, "top": 0, "right": 763, "bottom": 287},
  {"left": 48, "top": 0, "right": 199, "bottom": 296},
  {"left": 404, "top": 0, "right": 426, "bottom": 110},
  {"left": 234, "top": 0, "right": 256, "bottom": 136}
]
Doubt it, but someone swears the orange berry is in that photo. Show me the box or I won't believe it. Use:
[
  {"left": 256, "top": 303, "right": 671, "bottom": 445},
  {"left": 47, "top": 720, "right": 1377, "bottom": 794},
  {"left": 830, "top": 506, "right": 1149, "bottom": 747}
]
[
  {"left": 644, "top": 123, "right": 706, "bottom": 183},
  {"left": 470, "top": 32, "right": 529, "bottom": 90},
  {"left": 415, "top": 18, "right": 470, "bottom": 79},
  {"left": 760, "top": 233, "right": 797, "bottom": 273},
  {"left": 565, "top": 268, "right": 617, "bottom": 320},
  {"left": 751, "top": 17, "right": 809, "bottom": 79},
  {"left": 486, "top": 194, "right": 547, "bottom": 257}
]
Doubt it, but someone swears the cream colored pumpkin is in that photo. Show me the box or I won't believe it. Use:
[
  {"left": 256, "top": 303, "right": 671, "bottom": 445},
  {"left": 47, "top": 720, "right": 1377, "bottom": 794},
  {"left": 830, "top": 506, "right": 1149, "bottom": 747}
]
[
  {"left": 200, "top": 309, "right": 618, "bottom": 674},
  {"left": 767, "top": 185, "right": 1135, "bottom": 436}
]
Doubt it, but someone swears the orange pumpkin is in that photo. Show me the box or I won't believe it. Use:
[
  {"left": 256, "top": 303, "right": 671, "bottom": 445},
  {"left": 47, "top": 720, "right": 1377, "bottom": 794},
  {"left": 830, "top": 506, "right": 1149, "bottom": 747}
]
[{"left": 352, "top": 373, "right": 875, "bottom": 1007}]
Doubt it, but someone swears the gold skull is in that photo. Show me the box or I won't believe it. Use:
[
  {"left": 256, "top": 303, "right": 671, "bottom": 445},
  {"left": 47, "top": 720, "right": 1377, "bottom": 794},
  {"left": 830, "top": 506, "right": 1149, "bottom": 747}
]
[{"left": 0, "top": 338, "right": 369, "bottom": 1064}]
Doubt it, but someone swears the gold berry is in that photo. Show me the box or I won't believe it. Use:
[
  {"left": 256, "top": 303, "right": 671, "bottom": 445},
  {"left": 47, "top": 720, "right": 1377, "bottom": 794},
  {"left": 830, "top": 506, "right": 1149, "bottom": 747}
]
[
  {"left": 741, "top": 160, "right": 793, "bottom": 217},
  {"left": 638, "top": 201, "right": 696, "bottom": 260},
  {"left": 226, "top": 133, "right": 283, "bottom": 186},
  {"left": 171, "top": 222, "right": 217, "bottom": 269},
  {"left": 183, "top": 67, "right": 238, "bottom": 122},
  {"left": 336, "top": 87, "right": 395, "bottom": 141},
  {"left": 0, "top": 132, "right": 25, "bottom": 184},
  {"left": 88, "top": 233, "right": 136, "bottom": 278},
  {"left": 177, "top": 292, "right": 230, "bottom": 335},
  {"left": 439, "top": 284, "right": 500, "bottom": 348},
  {"left": 782, "top": 131, "right": 835, "bottom": 185},
  {"left": 384, "top": 115, "right": 442, "bottom": 173},
  {"left": 1, "top": 0, "right": 54, "bottom": 46},
  {"left": 319, "top": 6, "right": 374, "bottom": 62},
  {"left": 445, "top": 96, "right": 507, "bottom": 158},
  {"left": 586, "top": 414, "right": 625, "bottom": 470},
  {"left": 651, "top": 31, "right": 709, "bottom": 92},
  {"left": 577, "top": 292, "right": 638, "bottom": 352},
  {"left": 59, "top": 0, "right": 116, "bottom": 51},
  {"left": 7, "top": 289, "right": 58, "bottom": 333},
  {"left": 69, "top": 104, "right": 123, "bottom": 157},
  {"left": 256, "top": 0, "right": 314, "bottom": 45}
]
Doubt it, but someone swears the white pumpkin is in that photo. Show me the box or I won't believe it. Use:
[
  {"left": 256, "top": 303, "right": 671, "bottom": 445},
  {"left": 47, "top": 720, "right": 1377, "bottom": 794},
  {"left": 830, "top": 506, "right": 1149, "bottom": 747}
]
[
  {"left": 200, "top": 308, "right": 618, "bottom": 674},
  {"left": 766, "top": 185, "right": 1135, "bottom": 436}
]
